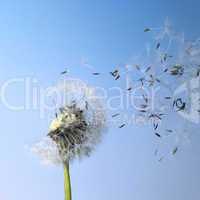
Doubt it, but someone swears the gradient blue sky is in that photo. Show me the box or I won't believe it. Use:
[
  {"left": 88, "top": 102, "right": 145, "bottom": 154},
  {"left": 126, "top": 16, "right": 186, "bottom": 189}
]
[{"left": 0, "top": 0, "right": 200, "bottom": 200}]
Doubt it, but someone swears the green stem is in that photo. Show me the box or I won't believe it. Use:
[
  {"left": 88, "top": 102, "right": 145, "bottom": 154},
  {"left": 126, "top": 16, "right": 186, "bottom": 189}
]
[{"left": 64, "top": 162, "right": 72, "bottom": 200}]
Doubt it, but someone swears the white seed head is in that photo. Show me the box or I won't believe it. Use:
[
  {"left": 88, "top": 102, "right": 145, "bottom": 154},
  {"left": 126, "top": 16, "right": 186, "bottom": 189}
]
[{"left": 33, "top": 78, "right": 107, "bottom": 165}]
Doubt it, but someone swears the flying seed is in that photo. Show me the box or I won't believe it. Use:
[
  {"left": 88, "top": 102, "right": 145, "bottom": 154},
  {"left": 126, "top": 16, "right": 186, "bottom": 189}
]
[
  {"left": 166, "top": 129, "right": 173, "bottom": 133},
  {"left": 155, "top": 133, "right": 161, "bottom": 138},
  {"left": 61, "top": 70, "right": 67, "bottom": 75},
  {"left": 156, "top": 43, "right": 160, "bottom": 49},
  {"left": 153, "top": 123, "right": 158, "bottom": 130},
  {"left": 112, "top": 113, "right": 120, "bottom": 118},
  {"left": 144, "top": 28, "right": 151, "bottom": 32},
  {"left": 119, "top": 124, "right": 126, "bottom": 128},
  {"left": 172, "top": 147, "right": 178, "bottom": 155},
  {"left": 115, "top": 75, "right": 120, "bottom": 80},
  {"left": 145, "top": 66, "right": 151, "bottom": 72}
]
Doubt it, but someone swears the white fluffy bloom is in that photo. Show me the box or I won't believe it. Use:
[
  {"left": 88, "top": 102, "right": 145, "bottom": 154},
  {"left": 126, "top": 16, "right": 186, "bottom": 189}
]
[{"left": 32, "top": 78, "right": 107, "bottom": 165}]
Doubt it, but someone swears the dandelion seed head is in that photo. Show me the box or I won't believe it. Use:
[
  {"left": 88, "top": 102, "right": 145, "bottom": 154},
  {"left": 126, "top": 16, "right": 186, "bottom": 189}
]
[{"left": 33, "top": 78, "right": 107, "bottom": 165}]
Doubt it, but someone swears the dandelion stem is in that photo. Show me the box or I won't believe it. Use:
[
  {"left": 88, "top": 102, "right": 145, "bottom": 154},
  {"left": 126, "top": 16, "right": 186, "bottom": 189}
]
[{"left": 64, "top": 162, "right": 72, "bottom": 200}]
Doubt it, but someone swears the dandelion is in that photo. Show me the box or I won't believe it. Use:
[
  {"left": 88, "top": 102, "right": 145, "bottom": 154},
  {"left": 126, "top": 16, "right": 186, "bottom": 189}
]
[{"left": 32, "top": 78, "right": 107, "bottom": 200}]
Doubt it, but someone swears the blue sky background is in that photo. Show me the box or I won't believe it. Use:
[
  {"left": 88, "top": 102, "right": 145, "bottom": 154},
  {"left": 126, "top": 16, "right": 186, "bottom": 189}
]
[{"left": 0, "top": 0, "right": 200, "bottom": 200}]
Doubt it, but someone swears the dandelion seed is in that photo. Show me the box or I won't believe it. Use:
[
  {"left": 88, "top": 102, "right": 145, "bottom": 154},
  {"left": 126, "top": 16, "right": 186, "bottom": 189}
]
[
  {"left": 145, "top": 66, "right": 151, "bottom": 73},
  {"left": 153, "top": 123, "right": 159, "bottom": 130},
  {"left": 92, "top": 72, "right": 100, "bottom": 75},
  {"left": 155, "top": 78, "right": 161, "bottom": 83},
  {"left": 144, "top": 28, "right": 151, "bottom": 32},
  {"left": 155, "top": 133, "right": 161, "bottom": 138},
  {"left": 119, "top": 124, "right": 126, "bottom": 128},
  {"left": 156, "top": 42, "right": 161, "bottom": 49},
  {"left": 170, "top": 64, "right": 184, "bottom": 76},
  {"left": 61, "top": 70, "right": 68, "bottom": 75},
  {"left": 135, "top": 64, "right": 141, "bottom": 71},
  {"left": 140, "top": 110, "right": 147, "bottom": 113},
  {"left": 115, "top": 74, "right": 120, "bottom": 80},
  {"left": 166, "top": 129, "right": 173, "bottom": 133},
  {"left": 110, "top": 69, "right": 120, "bottom": 80},
  {"left": 172, "top": 147, "right": 178, "bottom": 155},
  {"left": 173, "top": 98, "right": 186, "bottom": 111},
  {"left": 110, "top": 69, "right": 118, "bottom": 76},
  {"left": 112, "top": 113, "right": 120, "bottom": 118}
]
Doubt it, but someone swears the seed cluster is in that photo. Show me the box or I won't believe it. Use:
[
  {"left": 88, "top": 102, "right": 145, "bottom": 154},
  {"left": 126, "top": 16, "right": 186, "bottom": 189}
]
[{"left": 48, "top": 104, "right": 90, "bottom": 162}]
